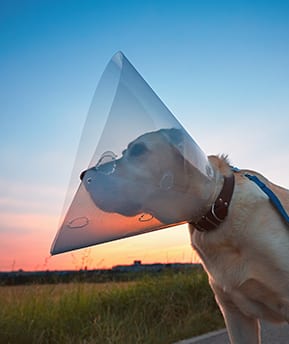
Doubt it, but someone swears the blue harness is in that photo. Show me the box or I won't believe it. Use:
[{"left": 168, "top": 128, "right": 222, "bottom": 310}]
[{"left": 231, "top": 166, "right": 289, "bottom": 225}]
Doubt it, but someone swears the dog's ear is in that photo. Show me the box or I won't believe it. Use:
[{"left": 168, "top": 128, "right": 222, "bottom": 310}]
[{"left": 161, "top": 128, "right": 184, "bottom": 148}]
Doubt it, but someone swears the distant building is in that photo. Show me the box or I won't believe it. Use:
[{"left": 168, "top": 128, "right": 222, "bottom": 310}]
[{"left": 112, "top": 261, "right": 201, "bottom": 273}]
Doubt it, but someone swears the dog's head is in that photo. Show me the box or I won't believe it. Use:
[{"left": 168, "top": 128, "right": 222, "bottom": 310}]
[{"left": 81, "top": 128, "right": 213, "bottom": 224}]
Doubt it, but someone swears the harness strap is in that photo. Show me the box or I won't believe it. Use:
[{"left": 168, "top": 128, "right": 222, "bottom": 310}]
[
  {"left": 190, "top": 174, "right": 235, "bottom": 232},
  {"left": 245, "top": 173, "right": 289, "bottom": 224}
]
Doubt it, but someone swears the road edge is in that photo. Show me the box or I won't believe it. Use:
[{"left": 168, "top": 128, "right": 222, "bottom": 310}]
[{"left": 173, "top": 328, "right": 227, "bottom": 344}]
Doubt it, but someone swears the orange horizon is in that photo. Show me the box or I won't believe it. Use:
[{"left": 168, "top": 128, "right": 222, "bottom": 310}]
[{"left": 1, "top": 210, "right": 200, "bottom": 272}]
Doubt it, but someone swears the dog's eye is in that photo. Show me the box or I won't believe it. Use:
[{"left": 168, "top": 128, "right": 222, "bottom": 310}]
[{"left": 129, "top": 143, "right": 148, "bottom": 157}]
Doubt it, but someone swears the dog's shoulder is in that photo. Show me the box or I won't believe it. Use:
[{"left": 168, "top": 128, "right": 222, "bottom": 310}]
[
  {"left": 208, "top": 155, "right": 289, "bottom": 214},
  {"left": 234, "top": 168, "right": 289, "bottom": 218}
]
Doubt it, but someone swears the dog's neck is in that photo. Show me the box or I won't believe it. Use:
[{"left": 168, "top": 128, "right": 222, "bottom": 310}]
[
  {"left": 188, "top": 155, "right": 233, "bottom": 225},
  {"left": 207, "top": 155, "right": 233, "bottom": 198}
]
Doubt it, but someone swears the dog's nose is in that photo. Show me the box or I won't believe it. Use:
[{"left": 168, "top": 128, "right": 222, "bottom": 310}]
[
  {"left": 80, "top": 169, "right": 86, "bottom": 181},
  {"left": 80, "top": 151, "right": 117, "bottom": 181}
]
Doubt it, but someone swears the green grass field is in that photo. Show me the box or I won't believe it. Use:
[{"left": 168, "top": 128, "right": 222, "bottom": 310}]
[{"left": 0, "top": 269, "right": 224, "bottom": 344}]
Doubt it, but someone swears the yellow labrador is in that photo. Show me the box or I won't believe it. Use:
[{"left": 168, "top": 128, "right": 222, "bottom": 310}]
[
  {"left": 81, "top": 128, "right": 289, "bottom": 344},
  {"left": 190, "top": 156, "right": 289, "bottom": 344}
]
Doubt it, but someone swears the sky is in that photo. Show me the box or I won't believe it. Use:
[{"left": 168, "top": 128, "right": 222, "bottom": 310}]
[{"left": 1, "top": 0, "right": 289, "bottom": 271}]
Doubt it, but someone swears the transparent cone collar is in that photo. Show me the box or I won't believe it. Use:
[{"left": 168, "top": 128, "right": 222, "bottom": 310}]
[{"left": 50, "top": 52, "right": 216, "bottom": 255}]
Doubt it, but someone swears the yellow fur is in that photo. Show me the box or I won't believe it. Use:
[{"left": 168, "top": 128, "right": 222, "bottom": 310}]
[{"left": 190, "top": 155, "right": 289, "bottom": 344}]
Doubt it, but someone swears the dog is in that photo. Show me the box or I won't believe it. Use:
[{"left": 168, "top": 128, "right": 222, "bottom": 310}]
[
  {"left": 81, "top": 128, "right": 289, "bottom": 343},
  {"left": 81, "top": 128, "right": 215, "bottom": 224}
]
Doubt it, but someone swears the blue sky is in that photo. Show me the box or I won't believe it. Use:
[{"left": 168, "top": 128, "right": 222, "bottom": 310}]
[{"left": 1, "top": 0, "right": 289, "bottom": 270}]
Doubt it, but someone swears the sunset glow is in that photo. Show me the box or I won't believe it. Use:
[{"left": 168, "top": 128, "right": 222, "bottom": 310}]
[{"left": 1, "top": 1, "right": 289, "bottom": 272}]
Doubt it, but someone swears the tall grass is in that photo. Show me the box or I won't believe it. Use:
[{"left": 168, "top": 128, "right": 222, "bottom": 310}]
[{"left": 0, "top": 270, "right": 224, "bottom": 344}]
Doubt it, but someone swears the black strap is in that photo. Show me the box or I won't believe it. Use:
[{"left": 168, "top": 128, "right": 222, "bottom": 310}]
[{"left": 190, "top": 174, "right": 235, "bottom": 232}]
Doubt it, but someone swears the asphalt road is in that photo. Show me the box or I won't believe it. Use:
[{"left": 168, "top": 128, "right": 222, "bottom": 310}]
[{"left": 175, "top": 321, "right": 289, "bottom": 344}]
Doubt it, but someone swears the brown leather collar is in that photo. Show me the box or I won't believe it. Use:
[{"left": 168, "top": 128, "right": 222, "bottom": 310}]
[{"left": 190, "top": 174, "right": 235, "bottom": 232}]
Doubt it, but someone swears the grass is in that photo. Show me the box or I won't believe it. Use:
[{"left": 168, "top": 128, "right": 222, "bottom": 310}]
[{"left": 0, "top": 269, "right": 224, "bottom": 344}]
